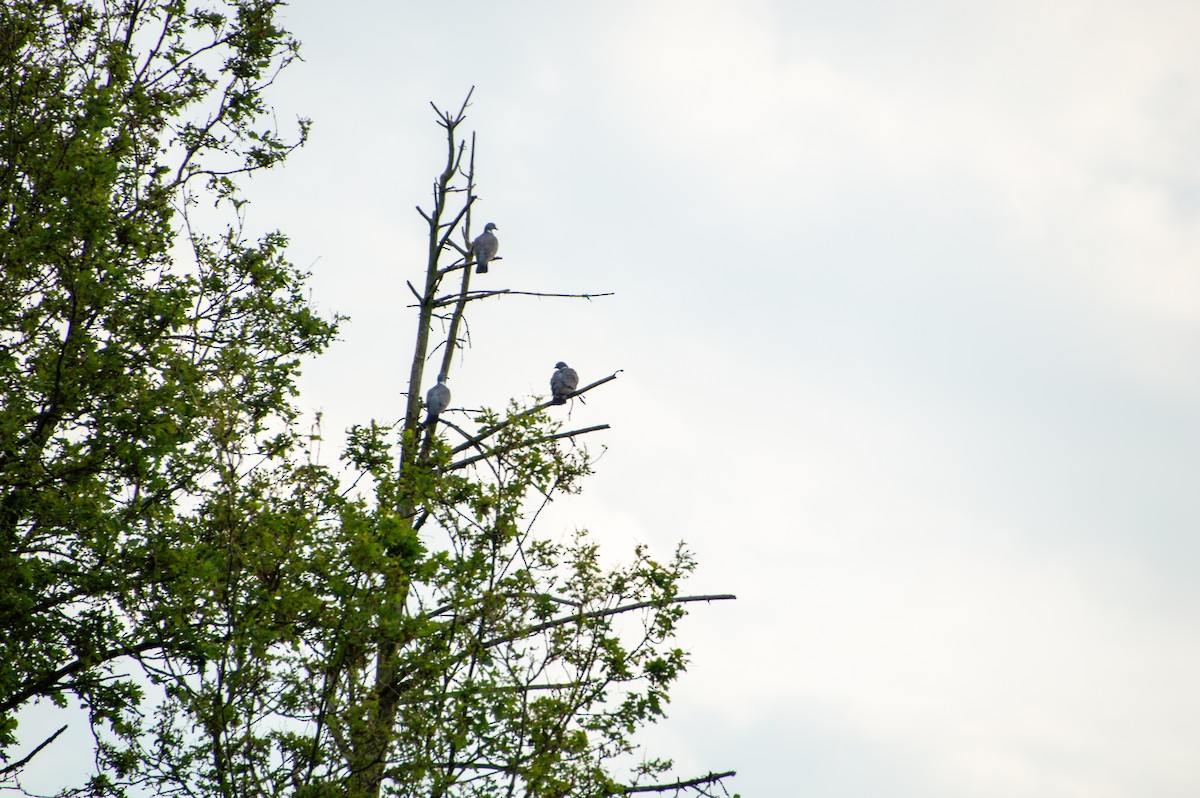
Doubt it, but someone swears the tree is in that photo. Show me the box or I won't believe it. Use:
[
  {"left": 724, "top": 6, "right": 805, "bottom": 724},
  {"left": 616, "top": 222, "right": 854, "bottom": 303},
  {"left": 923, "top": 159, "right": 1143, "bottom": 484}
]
[
  {"left": 0, "top": 0, "right": 335, "bottom": 782},
  {"left": 0, "top": 2, "right": 738, "bottom": 796}
]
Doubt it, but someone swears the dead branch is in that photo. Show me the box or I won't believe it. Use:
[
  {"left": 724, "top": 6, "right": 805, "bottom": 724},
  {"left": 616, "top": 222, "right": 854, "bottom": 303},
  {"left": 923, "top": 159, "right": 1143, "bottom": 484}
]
[
  {"left": 446, "top": 424, "right": 610, "bottom": 471},
  {"left": 619, "top": 771, "right": 739, "bottom": 795},
  {"left": 449, "top": 372, "right": 621, "bottom": 456},
  {"left": 480, "top": 594, "right": 737, "bottom": 649},
  {"left": 434, "top": 130, "right": 478, "bottom": 388},
  {"left": 435, "top": 197, "right": 474, "bottom": 258},
  {"left": 0, "top": 724, "right": 68, "bottom": 776},
  {"left": 426, "top": 288, "right": 615, "bottom": 308}
]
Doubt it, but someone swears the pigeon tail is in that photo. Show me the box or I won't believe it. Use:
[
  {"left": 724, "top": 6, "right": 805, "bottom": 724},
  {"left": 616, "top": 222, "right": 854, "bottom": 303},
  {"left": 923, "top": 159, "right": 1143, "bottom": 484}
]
[{"left": 475, "top": 263, "right": 488, "bottom": 274}]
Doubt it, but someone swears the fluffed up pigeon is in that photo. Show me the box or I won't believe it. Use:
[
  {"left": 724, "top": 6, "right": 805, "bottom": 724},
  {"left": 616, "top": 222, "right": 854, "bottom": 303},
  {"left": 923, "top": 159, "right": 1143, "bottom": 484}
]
[
  {"left": 550, "top": 362, "right": 579, "bottom": 405},
  {"left": 425, "top": 373, "right": 450, "bottom": 425},
  {"left": 472, "top": 222, "right": 499, "bottom": 274}
]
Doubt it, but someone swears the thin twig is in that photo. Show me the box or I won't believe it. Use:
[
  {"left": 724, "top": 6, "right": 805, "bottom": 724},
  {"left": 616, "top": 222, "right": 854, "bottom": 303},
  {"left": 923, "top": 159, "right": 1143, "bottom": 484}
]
[
  {"left": 420, "top": 288, "right": 614, "bottom": 308},
  {"left": 426, "top": 591, "right": 583, "bottom": 618},
  {"left": 446, "top": 425, "right": 610, "bottom": 471},
  {"left": 435, "top": 197, "right": 475, "bottom": 258},
  {"left": 480, "top": 594, "right": 737, "bottom": 649}
]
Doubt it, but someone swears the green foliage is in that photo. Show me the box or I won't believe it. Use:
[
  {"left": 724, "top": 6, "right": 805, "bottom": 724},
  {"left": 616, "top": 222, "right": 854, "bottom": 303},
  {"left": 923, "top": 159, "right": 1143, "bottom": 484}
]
[
  {"left": 0, "top": 0, "right": 333, "bottom": 785},
  {"left": 1, "top": 3, "right": 735, "bottom": 797}
]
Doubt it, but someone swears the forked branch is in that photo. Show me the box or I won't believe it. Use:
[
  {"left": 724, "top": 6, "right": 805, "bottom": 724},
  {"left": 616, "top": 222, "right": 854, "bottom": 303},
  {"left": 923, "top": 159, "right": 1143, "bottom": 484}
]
[
  {"left": 445, "top": 424, "right": 611, "bottom": 472},
  {"left": 449, "top": 371, "right": 621, "bottom": 456}
]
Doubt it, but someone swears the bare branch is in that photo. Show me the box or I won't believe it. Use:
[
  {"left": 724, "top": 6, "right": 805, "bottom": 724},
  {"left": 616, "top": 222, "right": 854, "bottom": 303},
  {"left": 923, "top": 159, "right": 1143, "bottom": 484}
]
[
  {"left": 0, "top": 724, "right": 68, "bottom": 776},
  {"left": 435, "top": 198, "right": 475, "bottom": 259},
  {"left": 619, "top": 771, "right": 739, "bottom": 795},
  {"left": 446, "top": 425, "right": 610, "bottom": 472},
  {"left": 426, "top": 288, "right": 615, "bottom": 308},
  {"left": 455, "top": 86, "right": 475, "bottom": 119},
  {"left": 449, "top": 372, "right": 622, "bottom": 456},
  {"left": 480, "top": 594, "right": 737, "bottom": 649}
]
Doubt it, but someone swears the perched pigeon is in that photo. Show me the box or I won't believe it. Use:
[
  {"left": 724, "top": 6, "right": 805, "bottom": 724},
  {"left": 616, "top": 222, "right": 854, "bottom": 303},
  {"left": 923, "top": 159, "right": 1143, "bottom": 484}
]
[
  {"left": 425, "top": 374, "right": 450, "bottom": 425},
  {"left": 472, "top": 222, "right": 499, "bottom": 274},
  {"left": 550, "top": 362, "right": 579, "bottom": 405}
]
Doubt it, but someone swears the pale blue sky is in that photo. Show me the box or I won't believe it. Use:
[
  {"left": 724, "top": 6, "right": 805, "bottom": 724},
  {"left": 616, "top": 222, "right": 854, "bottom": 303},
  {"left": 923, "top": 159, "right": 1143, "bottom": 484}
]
[{"left": 18, "top": 1, "right": 1200, "bottom": 796}]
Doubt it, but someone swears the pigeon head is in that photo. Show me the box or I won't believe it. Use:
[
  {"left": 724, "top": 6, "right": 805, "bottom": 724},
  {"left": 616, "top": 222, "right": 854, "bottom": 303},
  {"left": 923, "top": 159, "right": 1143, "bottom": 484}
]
[
  {"left": 554, "top": 361, "right": 568, "bottom": 369},
  {"left": 483, "top": 222, "right": 498, "bottom": 232}
]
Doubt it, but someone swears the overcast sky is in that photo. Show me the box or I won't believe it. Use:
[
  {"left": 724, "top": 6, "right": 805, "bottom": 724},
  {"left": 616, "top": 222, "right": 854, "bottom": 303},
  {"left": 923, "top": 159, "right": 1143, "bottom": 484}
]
[
  {"left": 19, "top": 1, "right": 1200, "bottom": 796},
  {"left": 260, "top": 2, "right": 1200, "bottom": 796}
]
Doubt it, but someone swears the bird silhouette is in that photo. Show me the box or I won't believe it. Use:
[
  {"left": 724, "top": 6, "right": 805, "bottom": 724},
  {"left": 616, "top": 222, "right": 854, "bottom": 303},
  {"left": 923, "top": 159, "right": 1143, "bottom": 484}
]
[
  {"left": 550, "top": 362, "right": 579, "bottom": 405},
  {"left": 425, "top": 374, "right": 450, "bottom": 425},
  {"left": 472, "top": 223, "right": 499, "bottom": 274}
]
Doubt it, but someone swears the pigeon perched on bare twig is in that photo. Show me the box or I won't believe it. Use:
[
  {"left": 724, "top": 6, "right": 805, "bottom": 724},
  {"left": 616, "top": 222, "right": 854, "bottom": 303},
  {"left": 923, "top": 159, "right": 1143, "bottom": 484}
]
[
  {"left": 472, "top": 223, "right": 499, "bottom": 274},
  {"left": 425, "top": 374, "right": 450, "bottom": 425},
  {"left": 550, "top": 362, "right": 578, "bottom": 405}
]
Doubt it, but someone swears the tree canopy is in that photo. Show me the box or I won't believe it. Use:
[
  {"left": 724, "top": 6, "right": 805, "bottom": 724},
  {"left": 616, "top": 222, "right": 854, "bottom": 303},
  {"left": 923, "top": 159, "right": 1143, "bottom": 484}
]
[{"left": 0, "top": 3, "right": 737, "bottom": 797}]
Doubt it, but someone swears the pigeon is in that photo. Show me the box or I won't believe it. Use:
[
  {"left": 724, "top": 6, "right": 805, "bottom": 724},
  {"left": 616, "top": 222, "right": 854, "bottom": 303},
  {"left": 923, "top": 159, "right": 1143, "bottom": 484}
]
[
  {"left": 550, "top": 362, "right": 579, "bottom": 405},
  {"left": 425, "top": 374, "right": 450, "bottom": 425},
  {"left": 472, "top": 222, "right": 499, "bottom": 274}
]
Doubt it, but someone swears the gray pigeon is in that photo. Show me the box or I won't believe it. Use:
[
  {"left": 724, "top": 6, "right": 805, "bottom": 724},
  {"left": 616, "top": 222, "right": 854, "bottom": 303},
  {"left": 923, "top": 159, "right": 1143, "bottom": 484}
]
[
  {"left": 550, "top": 361, "right": 578, "bottom": 405},
  {"left": 425, "top": 374, "right": 450, "bottom": 425},
  {"left": 472, "top": 222, "right": 499, "bottom": 274}
]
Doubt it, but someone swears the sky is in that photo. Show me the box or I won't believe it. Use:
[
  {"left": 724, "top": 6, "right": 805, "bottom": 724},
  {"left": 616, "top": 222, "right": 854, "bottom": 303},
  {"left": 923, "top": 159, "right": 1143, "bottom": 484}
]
[{"left": 17, "top": 1, "right": 1200, "bottom": 796}]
